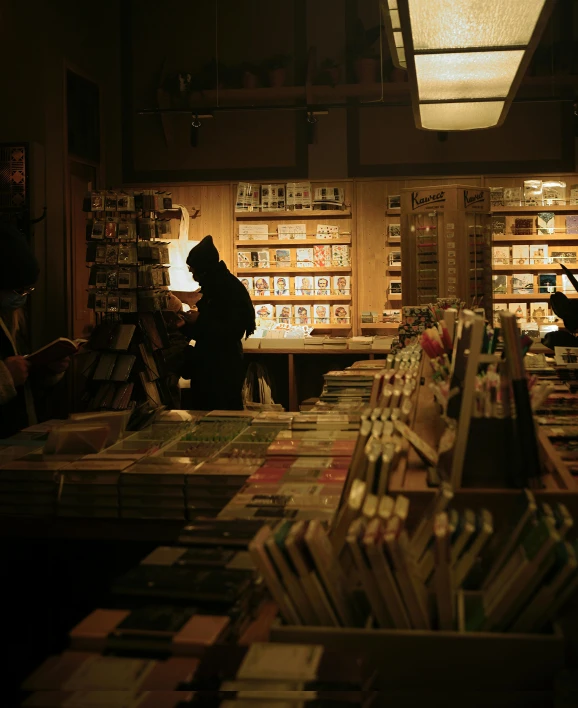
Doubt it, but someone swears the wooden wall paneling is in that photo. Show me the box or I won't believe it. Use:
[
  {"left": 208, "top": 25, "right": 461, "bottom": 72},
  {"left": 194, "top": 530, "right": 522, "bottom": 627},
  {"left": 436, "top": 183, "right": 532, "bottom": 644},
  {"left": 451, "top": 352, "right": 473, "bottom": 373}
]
[{"left": 356, "top": 180, "right": 389, "bottom": 329}]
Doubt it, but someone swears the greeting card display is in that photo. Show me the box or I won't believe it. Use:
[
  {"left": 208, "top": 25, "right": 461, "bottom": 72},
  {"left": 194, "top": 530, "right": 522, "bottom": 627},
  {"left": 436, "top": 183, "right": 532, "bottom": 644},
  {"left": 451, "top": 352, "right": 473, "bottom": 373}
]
[
  {"left": 293, "top": 304, "right": 311, "bottom": 324},
  {"left": 331, "top": 244, "right": 350, "bottom": 267},
  {"left": 538, "top": 273, "right": 557, "bottom": 293},
  {"left": 275, "top": 249, "right": 291, "bottom": 266},
  {"left": 529, "top": 244, "right": 548, "bottom": 265},
  {"left": 286, "top": 182, "right": 312, "bottom": 211},
  {"left": 278, "top": 224, "right": 306, "bottom": 239},
  {"left": 492, "top": 275, "right": 507, "bottom": 294},
  {"left": 274, "top": 276, "right": 290, "bottom": 296},
  {"left": 261, "top": 184, "right": 286, "bottom": 211},
  {"left": 238, "top": 276, "right": 254, "bottom": 294},
  {"left": 313, "top": 245, "right": 331, "bottom": 268},
  {"left": 332, "top": 304, "right": 350, "bottom": 323},
  {"left": 333, "top": 275, "right": 351, "bottom": 295},
  {"left": 537, "top": 212, "right": 555, "bottom": 235},
  {"left": 315, "top": 276, "right": 331, "bottom": 296},
  {"left": 316, "top": 224, "right": 340, "bottom": 239},
  {"left": 530, "top": 302, "right": 549, "bottom": 321},
  {"left": 253, "top": 276, "right": 271, "bottom": 297},
  {"left": 296, "top": 248, "right": 314, "bottom": 268},
  {"left": 275, "top": 304, "right": 292, "bottom": 323},
  {"left": 238, "top": 224, "right": 269, "bottom": 241},
  {"left": 295, "top": 275, "right": 314, "bottom": 296},
  {"left": 509, "top": 302, "right": 527, "bottom": 320},
  {"left": 254, "top": 303, "right": 274, "bottom": 320},
  {"left": 492, "top": 246, "right": 510, "bottom": 265},
  {"left": 512, "top": 245, "right": 530, "bottom": 265},
  {"left": 313, "top": 304, "right": 330, "bottom": 324}
]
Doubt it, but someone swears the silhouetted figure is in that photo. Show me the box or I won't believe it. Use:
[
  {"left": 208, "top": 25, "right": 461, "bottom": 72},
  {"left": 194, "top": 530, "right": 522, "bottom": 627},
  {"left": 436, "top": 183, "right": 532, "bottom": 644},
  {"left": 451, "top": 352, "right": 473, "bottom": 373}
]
[{"left": 180, "top": 235, "right": 255, "bottom": 410}]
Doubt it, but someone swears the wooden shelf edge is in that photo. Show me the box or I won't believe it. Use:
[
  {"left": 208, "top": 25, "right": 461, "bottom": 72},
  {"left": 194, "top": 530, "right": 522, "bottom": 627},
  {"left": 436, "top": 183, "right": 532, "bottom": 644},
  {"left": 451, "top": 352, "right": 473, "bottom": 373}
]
[
  {"left": 236, "top": 267, "right": 352, "bottom": 274},
  {"left": 492, "top": 206, "right": 578, "bottom": 213},
  {"left": 250, "top": 295, "right": 352, "bottom": 302},
  {"left": 493, "top": 235, "right": 578, "bottom": 242},
  {"left": 235, "top": 238, "right": 352, "bottom": 246},
  {"left": 235, "top": 209, "right": 352, "bottom": 219},
  {"left": 492, "top": 264, "right": 567, "bottom": 271},
  {"left": 493, "top": 293, "right": 577, "bottom": 300}
]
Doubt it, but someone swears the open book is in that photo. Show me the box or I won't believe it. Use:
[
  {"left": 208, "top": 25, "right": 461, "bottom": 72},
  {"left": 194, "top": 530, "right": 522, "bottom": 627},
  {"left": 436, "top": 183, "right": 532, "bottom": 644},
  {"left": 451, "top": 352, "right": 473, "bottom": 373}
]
[{"left": 26, "top": 338, "right": 87, "bottom": 367}]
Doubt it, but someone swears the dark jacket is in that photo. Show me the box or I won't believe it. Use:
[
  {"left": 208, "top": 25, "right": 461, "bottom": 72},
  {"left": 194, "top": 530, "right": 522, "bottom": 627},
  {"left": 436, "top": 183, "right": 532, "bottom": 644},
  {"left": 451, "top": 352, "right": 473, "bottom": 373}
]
[{"left": 181, "top": 261, "right": 255, "bottom": 411}]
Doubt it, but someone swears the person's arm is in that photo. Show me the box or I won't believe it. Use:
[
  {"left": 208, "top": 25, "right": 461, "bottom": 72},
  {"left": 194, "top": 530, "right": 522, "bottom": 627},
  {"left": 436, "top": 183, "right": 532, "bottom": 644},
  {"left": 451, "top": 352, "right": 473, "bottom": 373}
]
[
  {"left": 0, "top": 360, "right": 17, "bottom": 404},
  {"left": 0, "top": 356, "right": 30, "bottom": 403}
]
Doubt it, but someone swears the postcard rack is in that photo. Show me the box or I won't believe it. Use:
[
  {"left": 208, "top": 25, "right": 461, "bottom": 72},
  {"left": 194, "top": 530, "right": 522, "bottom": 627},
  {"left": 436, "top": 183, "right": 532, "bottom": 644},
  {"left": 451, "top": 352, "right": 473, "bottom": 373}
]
[{"left": 81, "top": 189, "right": 176, "bottom": 414}]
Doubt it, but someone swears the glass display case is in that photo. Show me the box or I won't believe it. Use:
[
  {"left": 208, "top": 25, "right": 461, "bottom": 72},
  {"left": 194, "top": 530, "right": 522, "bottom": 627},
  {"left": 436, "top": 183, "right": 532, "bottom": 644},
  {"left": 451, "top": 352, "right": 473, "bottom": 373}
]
[{"left": 401, "top": 185, "right": 492, "bottom": 319}]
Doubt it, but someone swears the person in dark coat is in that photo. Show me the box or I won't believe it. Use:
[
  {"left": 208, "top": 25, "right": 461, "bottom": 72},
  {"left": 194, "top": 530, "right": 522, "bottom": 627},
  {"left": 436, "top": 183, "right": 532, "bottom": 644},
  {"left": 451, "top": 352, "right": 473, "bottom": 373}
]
[
  {"left": 0, "top": 224, "right": 70, "bottom": 437},
  {"left": 180, "top": 235, "right": 255, "bottom": 411}
]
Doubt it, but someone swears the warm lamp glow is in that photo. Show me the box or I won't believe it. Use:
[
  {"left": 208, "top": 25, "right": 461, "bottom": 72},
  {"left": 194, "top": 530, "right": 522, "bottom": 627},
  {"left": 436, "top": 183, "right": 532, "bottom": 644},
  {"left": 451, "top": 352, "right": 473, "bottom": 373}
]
[
  {"left": 420, "top": 102, "right": 505, "bottom": 131},
  {"left": 408, "top": 0, "right": 547, "bottom": 50},
  {"left": 415, "top": 50, "right": 524, "bottom": 101}
]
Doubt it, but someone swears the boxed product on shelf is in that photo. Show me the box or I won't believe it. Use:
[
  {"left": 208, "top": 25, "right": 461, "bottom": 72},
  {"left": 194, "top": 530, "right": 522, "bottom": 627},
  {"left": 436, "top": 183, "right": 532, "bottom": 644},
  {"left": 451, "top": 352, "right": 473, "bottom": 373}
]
[
  {"left": 261, "top": 184, "right": 286, "bottom": 211},
  {"left": 489, "top": 187, "right": 504, "bottom": 207},
  {"left": 504, "top": 187, "right": 522, "bottom": 206},
  {"left": 235, "top": 182, "right": 261, "bottom": 211}
]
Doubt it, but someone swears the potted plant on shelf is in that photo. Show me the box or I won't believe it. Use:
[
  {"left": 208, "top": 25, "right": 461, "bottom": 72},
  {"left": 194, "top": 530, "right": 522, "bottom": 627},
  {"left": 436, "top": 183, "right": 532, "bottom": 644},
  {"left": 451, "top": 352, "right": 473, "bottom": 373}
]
[
  {"left": 241, "top": 62, "right": 261, "bottom": 90},
  {"left": 264, "top": 54, "right": 291, "bottom": 87},
  {"left": 315, "top": 58, "right": 341, "bottom": 87},
  {"left": 346, "top": 20, "right": 381, "bottom": 84}
]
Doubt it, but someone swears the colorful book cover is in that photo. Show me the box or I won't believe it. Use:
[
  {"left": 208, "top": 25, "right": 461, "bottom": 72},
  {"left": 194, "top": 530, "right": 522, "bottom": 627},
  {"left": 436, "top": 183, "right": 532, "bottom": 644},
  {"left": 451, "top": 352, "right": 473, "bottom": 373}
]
[
  {"left": 512, "top": 245, "right": 530, "bottom": 265},
  {"left": 529, "top": 244, "right": 549, "bottom": 264},
  {"left": 332, "top": 244, "right": 350, "bottom": 267},
  {"left": 538, "top": 273, "right": 557, "bottom": 293},
  {"left": 333, "top": 275, "right": 351, "bottom": 295},
  {"left": 296, "top": 248, "right": 313, "bottom": 268},
  {"left": 332, "top": 304, "right": 350, "bottom": 324},
  {"left": 253, "top": 276, "right": 271, "bottom": 297},
  {"left": 295, "top": 275, "right": 314, "bottom": 296},
  {"left": 537, "top": 212, "right": 555, "bottom": 235},
  {"left": 293, "top": 304, "right": 311, "bottom": 325},
  {"left": 511, "top": 273, "right": 534, "bottom": 294},
  {"left": 315, "top": 275, "right": 331, "bottom": 296},
  {"left": 275, "top": 304, "right": 292, "bottom": 323},
  {"left": 274, "top": 276, "right": 290, "bottom": 296},
  {"left": 313, "top": 245, "right": 331, "bottom": 268},
  {"left": 313, "top": 304, "right": 330, "bottom": 324},
  {"left": 492, "top": 275, "right": 507, "bottom": 294},
  {"left": 238, "top": 276, "right": 254, "bottom": 294},
  {"left": 254, "top": 303, "right": 274, "bottom": 320},
  {"left": 492, "top": 246, "right": 510, "bottom": 265}
]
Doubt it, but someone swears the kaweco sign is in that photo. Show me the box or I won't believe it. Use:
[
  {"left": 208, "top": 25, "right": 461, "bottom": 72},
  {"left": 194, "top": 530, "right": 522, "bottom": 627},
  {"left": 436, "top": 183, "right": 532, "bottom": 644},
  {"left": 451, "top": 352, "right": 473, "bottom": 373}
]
[
  {"left": 463, "top": 189, "right": 488, "bottom": 210},
  {"left": 411, "top": 190, "right": 446, "bottom": 211}
]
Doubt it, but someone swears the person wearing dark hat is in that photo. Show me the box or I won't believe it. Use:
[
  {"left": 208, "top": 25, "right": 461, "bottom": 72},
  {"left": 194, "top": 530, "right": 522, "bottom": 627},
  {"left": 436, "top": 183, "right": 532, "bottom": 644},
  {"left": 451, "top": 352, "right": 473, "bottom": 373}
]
[
  {"left": 0, "top": 223, "right": 71, "bottom": 437},
  {"left": 179, "top": 235, "right": 255, "bottom": 410}
]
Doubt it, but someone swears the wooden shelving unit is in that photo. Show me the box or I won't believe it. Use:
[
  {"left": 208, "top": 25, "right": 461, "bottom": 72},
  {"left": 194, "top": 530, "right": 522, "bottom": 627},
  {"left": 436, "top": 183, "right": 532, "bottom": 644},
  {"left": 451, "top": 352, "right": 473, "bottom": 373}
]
[
  {"left": 233, "top": 181, "right": 355, "bottom": 334},
  {"left": 491, "top": 198, "right": 578, "bottom": 323}
]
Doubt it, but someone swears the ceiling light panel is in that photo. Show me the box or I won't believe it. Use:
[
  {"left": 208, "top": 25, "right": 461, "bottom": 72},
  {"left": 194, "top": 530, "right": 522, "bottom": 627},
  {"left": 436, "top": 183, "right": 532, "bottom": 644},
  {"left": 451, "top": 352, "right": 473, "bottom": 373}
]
[
  {"left": 420, "top": 101, "right": 505, "bottom": 131},
  {"left": 415, "top": 50, "right": 524, "bottom": 101},
  {"left": 408, "top": 0, "right": 547, "bottom": 50}
]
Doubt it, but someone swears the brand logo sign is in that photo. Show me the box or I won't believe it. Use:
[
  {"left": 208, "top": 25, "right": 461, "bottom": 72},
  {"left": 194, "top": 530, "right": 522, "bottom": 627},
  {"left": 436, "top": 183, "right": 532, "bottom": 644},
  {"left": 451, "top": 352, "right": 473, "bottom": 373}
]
[
  {"left": 411, "top": 190, "right": 445, "bottom": 210},
  {"left": 463, "top": 190, "right": 486, "bottom": 209}
]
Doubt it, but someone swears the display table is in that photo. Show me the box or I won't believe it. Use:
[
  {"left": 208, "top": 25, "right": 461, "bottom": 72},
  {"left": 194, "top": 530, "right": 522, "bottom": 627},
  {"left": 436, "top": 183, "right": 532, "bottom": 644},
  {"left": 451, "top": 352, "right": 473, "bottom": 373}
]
[{"left": 243, "top": 346, "right": 392, "bottom": 410}]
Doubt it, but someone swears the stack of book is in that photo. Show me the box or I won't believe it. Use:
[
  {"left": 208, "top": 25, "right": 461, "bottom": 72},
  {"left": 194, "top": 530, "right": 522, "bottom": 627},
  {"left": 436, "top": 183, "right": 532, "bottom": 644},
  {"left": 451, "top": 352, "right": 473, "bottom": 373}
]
[
  {"left": 58, "top": 459, "right": 133, "bottom": 519},
  {"left": 0, "top": 458, "right": 66, "bottom": 517}
]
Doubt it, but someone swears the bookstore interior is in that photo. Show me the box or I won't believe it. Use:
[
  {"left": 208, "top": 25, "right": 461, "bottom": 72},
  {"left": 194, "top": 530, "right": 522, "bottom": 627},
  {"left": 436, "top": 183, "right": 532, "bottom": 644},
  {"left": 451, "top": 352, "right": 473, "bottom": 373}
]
[{"left": 6, "top": 0, "right": 578, "bottom": 705}]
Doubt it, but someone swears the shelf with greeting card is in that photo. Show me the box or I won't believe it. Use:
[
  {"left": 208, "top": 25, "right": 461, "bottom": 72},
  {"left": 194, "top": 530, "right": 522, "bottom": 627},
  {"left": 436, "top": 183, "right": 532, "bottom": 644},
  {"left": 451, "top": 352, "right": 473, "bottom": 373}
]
[{"left": 82, "top": 189, "right": 177, "bottom": 417}]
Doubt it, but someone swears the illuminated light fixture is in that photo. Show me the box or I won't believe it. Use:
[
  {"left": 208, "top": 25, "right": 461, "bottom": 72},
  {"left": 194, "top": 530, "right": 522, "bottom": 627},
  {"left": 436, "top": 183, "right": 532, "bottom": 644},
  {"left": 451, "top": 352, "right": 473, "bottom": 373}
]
[{"left": 381, "top": 0, "right": 554, "bottom": 131}]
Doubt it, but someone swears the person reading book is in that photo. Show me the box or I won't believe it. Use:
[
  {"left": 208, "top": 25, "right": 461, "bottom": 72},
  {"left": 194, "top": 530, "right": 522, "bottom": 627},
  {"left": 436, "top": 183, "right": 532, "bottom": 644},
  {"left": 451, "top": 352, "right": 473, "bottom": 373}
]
[
  {"left": 545, "top": 264, "right": 578, "bottom": 348},
  {"left": 0, "top": 224, "right": 72, "bottom": 437},
  {"left": 179, "top": 235, "right": 255, "bottom": 410}
]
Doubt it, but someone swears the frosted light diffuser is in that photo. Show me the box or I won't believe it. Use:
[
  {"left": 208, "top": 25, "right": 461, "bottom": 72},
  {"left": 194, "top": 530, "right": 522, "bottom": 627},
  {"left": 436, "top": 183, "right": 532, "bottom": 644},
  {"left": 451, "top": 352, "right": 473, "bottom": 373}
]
[
  {"left": 415, "top": 51, "right": 524, "bottom": 101},
  {"left": 381, "top": 0, "right": 552, "bottom": 130},
  {"left": 408, "top": 0, "right": 547, "bottom": 50},
  {"left": 420, "top": 102, "right": 505, "bottom": 131}
]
